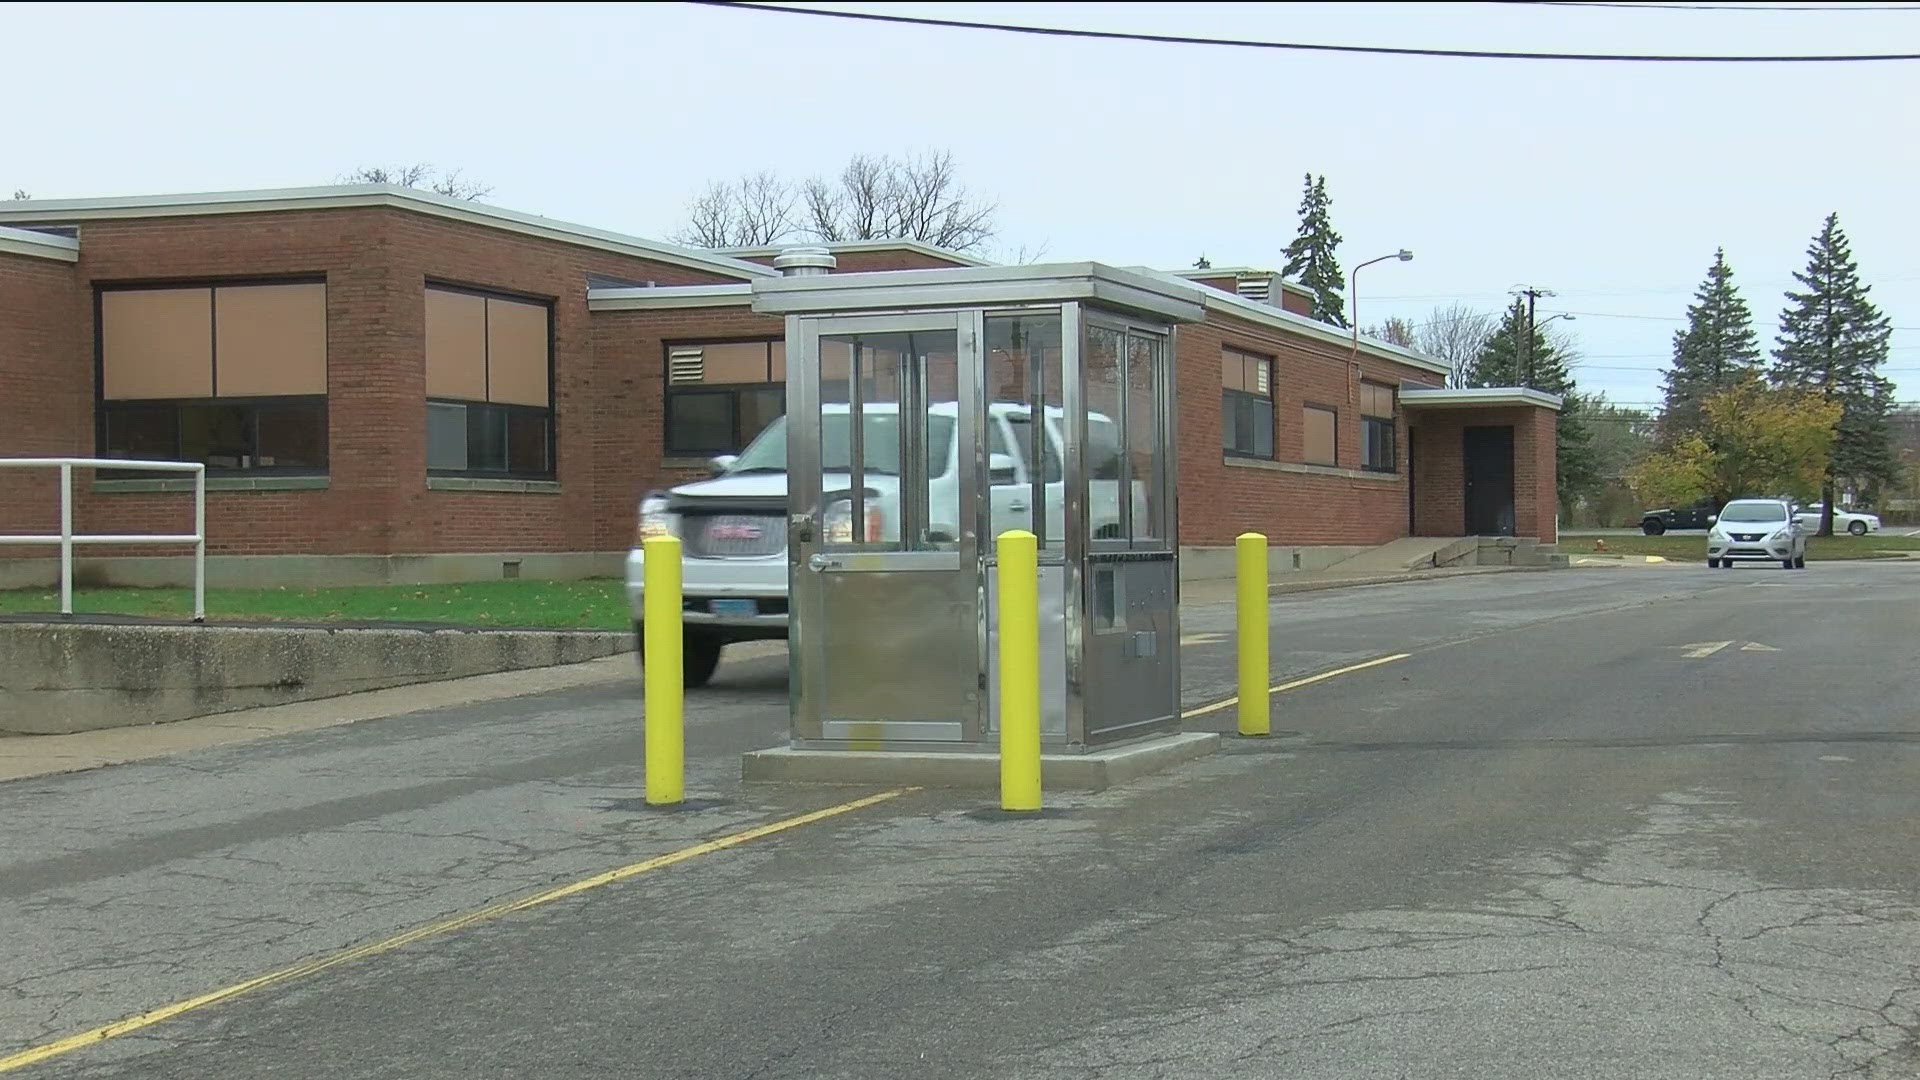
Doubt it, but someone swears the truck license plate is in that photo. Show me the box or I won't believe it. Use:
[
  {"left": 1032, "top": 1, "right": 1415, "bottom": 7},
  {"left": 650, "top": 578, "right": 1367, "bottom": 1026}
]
[{"left": 710, "top": 599, "right": 758, "bottom": 618}]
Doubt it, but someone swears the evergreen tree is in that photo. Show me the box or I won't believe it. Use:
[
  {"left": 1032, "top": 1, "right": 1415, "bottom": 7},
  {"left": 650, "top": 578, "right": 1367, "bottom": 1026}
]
[
  {"left": 1469, "top": 298, "right": 1597, "bottom": 511},
  {"left": 1770, "top": 213, "right": 1897, "bottom": 533},
  {"left": 1661, "top": 248, "right": 1760, "bottom": 439},
  {"left": 1281, "top": 174, "right": 1346, "bottom": 327}
]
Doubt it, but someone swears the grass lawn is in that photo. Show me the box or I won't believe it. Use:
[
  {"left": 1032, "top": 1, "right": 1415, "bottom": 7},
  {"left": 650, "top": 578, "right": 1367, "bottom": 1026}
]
[
  {"left": 0, "top": 578, "right": 632, "bottom": 630},
  {"left": 1566, "top": 533, "right": 1920, "bottom": 562}
]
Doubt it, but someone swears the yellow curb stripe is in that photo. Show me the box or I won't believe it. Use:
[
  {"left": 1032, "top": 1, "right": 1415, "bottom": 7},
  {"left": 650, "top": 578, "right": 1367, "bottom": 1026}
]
[
  {"left": 0, "top": 787, "right": 914, "bottom": 1074},
  {"left": 1180, "top": 653, "right": 1411, "bottom": 720}
]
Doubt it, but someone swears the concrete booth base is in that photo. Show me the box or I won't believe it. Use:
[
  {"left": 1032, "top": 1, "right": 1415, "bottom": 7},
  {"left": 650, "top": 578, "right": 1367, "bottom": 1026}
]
[{"left": 742, "top": 732, "right": 1221, "bottom": 792}]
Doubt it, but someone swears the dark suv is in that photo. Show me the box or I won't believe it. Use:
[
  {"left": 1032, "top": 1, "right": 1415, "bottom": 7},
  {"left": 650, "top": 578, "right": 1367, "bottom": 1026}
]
[{"left": 1640, "top": 499, "right": 1721, "bottom": 535}]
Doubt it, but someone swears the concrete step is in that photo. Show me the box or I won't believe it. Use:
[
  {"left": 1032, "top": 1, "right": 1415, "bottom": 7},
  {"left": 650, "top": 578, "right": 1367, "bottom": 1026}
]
[{"left": 1324, "top": 537, "right": 1478, "bottom": 574}]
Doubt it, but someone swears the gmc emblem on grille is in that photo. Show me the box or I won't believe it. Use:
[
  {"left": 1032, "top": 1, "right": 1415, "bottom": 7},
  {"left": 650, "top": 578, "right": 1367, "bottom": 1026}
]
[{"left": 708, "top": 523, "right": 763, "bottom": 541}]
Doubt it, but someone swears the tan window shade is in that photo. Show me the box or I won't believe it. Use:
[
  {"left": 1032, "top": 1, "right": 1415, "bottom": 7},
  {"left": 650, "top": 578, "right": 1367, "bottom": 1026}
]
[
  {"left": 699, "top": 341, "right": 772, "bottom": 384},
  {"left": 214, "top": 283, "right": 326, "bottom": 397},
  {"left": 484, "top": 297, "right": 550, "bottom": 407},
  {"left": 1362, "top": 382, "right": 1395, "bottom": 417},
  {"left": 425, "top": 288, "right": 486, "bottom": 401},
  {"left": 769, "top": 341, "right": 786, "bottom": 382},
  {"left": 101, "top": 288, "right": 214, "bottom": 400},
  {"left": 1221, "top": 349, "right": 1244, "bottom": 391},
  {"left": 1304, "top": 406, "right": 1337, "bottom": 466}
]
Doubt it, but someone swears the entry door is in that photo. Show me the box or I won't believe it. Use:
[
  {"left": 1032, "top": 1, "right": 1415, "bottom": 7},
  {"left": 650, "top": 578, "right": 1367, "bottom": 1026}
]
[
  {"left": 1463, "top": 425, "right": 1515, "bottom": 536},
  {"left": 789, "top": 313, "right": 983, "bottom": 745}
]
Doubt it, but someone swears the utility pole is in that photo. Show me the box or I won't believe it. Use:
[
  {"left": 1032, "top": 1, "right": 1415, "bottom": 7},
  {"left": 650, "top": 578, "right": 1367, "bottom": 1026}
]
[{"left": 1511, "top": 286, "right": 1555, "bottom": 388}]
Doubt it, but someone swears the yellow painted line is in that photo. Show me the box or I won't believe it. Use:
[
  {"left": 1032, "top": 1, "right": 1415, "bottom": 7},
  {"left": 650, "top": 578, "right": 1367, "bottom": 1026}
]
[
  {"left": 1181, "top": 653, "right": 1411, "bottom": 720},
  {"left": 0, "top": 787, "right": 913, "bottom": 1074}
]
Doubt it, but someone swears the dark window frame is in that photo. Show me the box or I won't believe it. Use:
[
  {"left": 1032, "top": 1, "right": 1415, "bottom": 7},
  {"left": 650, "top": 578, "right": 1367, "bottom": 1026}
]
[
  {"left": 1360, "top": 381, "right": 1398, "bottom": 474},
  {"left": 662, "top": 337, "right": 786, "bottom": 458},
  {"left": 1221, "top": 346, "right": 1275, "bottom": 460},
  {"left": 424, "top": 280, "right": 557, "bottom": 481},
  {"left": 93, "top": 277, "right": 331, "bottom": 477}
]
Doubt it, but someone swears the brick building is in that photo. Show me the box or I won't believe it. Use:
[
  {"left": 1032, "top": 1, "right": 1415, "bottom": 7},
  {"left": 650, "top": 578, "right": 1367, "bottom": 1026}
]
[{"left": 0, "top": 185, "right": 1557, "bottom": 586}]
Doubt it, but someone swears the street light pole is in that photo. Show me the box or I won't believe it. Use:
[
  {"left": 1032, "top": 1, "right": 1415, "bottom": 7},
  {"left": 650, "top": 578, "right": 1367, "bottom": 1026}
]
[{"left": 1349, "top": 249, "right": 1414, "bottom": 400}]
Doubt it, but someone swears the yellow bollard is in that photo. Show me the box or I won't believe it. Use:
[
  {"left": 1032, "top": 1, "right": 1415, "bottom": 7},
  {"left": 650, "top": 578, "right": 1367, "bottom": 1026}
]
[
  {"left": 1236, "top": 532, "right": 1270, "bottom": 737},
  {"left": 997, "top": 530, "right": 1042, "bottom": 812},
  {"left": 643, "top": 535, "right": 684, "bottom": 805}
]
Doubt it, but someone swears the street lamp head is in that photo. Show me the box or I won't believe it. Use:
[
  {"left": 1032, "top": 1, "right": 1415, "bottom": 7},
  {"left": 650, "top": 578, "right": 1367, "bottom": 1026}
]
[{"left": 1395, "top": 249, "right": 1413, "bottom": 261}]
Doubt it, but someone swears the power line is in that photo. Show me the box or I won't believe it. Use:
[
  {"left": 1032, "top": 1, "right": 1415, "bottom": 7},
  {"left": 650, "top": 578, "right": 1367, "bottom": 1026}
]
[
  {"left": 687, "top": 1, "right": 1920, "bottom": 61},
  {"left": 1491, "top": 1, "right": 1920, "bottom": 10}
]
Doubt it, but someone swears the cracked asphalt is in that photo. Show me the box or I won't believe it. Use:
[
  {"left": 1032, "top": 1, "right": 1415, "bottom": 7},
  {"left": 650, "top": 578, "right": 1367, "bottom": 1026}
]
[{"left": 3, "top": 562, "right": 1918, "bottom": 1078}]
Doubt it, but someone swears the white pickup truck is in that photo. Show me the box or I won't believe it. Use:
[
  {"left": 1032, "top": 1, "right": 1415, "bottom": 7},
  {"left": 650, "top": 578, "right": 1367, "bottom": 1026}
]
[{"left": 627, "top": 402, "right": 1137, "bottom": 685}]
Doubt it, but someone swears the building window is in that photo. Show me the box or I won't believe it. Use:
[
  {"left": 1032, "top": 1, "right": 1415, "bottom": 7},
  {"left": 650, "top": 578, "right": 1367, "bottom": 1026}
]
[
  {"left": 1221, "top": 346, "right": 1274, "bottom": 458},
  {"left": 96, "top": 281, "right": 328, "bottom": 473},
  {"left": 1303, "top": 404, "right": 1338, "bottom": 467},
  {"left": 425, "top": 285, "right": 553, "bottom": 479},
  {"left": 1360, "top": 381, "right": 1397, "bottom": 473},
  {"left": 664, "top": 339, "right": 785, "bottom": 456}
]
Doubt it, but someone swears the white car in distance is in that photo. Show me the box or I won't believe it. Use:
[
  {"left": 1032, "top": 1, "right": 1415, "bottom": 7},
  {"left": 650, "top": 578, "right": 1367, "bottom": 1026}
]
[{"left": 1792, "top": 503, "right": 1880, "bottom": 536}]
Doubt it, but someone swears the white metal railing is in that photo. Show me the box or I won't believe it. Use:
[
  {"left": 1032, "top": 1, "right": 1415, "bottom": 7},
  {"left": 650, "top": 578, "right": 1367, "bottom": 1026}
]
[{"left": 0, "top": 458, "right": 205, "bottom": 620}]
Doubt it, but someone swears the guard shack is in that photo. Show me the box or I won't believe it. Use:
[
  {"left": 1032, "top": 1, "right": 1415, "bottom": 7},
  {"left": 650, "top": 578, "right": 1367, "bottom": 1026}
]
[{"left": 743, "top": 262, "right": 1217, "bottom": 785}]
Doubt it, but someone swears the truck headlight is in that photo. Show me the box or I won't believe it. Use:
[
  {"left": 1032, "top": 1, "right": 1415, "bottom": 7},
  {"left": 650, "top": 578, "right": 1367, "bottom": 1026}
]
[{"left": 636, "top": 496, "right": 677, "bottom": 544}]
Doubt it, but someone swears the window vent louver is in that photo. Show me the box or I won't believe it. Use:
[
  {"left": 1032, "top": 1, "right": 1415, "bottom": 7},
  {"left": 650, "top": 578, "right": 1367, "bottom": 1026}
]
[
  {"left": 668, "top": 346, "right": 705, "bottom": 384},
  {"left": 1235, "top": 275, "right": 1272, "bottom": 303}
]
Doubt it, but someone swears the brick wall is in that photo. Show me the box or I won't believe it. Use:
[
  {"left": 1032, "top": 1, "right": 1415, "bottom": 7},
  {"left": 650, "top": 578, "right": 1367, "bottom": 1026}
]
[
  {"left": 587, "top": 305, "right": 785, "bottom": 549},
  {"left": 0, "top": 206, "right": 748, "bottom": 559},
  {"left": 0, "top": 251, "right": 83, "bottom": 547},
  {"left": 1175, "top": 311, "right": 1444, "bottom": 547}
]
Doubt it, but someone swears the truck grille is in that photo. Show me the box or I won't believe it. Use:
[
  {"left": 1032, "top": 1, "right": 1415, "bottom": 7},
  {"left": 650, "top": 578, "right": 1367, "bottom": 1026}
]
[{"left": 684, "top": 514, "right": 785, "bottom": 558}]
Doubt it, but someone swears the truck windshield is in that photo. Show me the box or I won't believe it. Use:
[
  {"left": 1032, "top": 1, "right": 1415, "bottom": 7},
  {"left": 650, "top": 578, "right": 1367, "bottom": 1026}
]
[
  {"left": 727, "top": 414, "right": 956, "bottom": 478},
  {"left": 1720, "top": 501, "right": 1786, "bottom": 522}
]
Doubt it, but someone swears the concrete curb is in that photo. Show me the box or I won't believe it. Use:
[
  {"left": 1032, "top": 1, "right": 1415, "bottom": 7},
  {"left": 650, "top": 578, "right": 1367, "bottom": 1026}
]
[
  {"left": 1266, "top": 564, "right": 1553, "bottom": 596},
  {"left": 1, "top": 621, "right": 631, "bottom": 735}
]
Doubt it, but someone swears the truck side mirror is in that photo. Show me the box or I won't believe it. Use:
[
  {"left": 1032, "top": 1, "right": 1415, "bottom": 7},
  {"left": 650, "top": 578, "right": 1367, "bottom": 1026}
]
[{"left": 988, "top": 453, "right": 1019, "bottom": 486}]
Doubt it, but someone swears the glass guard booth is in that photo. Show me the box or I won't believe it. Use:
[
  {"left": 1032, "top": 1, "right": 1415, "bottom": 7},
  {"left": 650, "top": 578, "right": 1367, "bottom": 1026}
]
[{"left": 751, "top": 264, "right": 1205, "bottom": 754}]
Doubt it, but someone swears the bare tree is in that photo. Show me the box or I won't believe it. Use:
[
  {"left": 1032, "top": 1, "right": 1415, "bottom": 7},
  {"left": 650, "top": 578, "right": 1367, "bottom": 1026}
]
[
  {"left": 1416, "top": 302, "right": 1498, "bottom": 388},
  {"left": 1364, "top": 316, "right": 1418, "bottom": 348},
  {"left": 340, "top": 164, "right": 492, "bottom": 201},
  {"left": 681, "top": 150, "right": 998, "bottom": 253},
  {"left": 9, "top": 189, "right": 28, "bottom": 200},
  {"left": 672, "top": 171, "right": 799, "bottom": 248}
]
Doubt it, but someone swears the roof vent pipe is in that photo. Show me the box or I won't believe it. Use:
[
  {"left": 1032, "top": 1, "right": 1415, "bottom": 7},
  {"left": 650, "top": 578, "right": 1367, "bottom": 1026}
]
[{"left": 772, "top": 246, "right": 837, "bottom": 276}]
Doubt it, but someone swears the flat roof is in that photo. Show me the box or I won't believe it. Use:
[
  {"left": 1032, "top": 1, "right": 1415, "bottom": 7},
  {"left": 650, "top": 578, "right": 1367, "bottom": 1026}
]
[
  {"left": 751, "top": 262, "right": 1207, "bottom": 323},
  {"left": 0, "top": 225, "right": 79, "bottom": 263},
  {"left": 588, "top": 283, "right": 755, "bottom": 311},
  {"left": 716, "top": 238, "right": 994, "bottom": 268},
  {"left": 1399, "top": 387, "right": 1564, "bottom": 411},
  {"left": 1170, "top": 267, "right": 1311, "bottom": 296},
  {"left": 0, "top": 185, "right": 777, "bottom": 281},
  {"left": 1137, "top": 268, "right": 1449, "bottom": 377}
]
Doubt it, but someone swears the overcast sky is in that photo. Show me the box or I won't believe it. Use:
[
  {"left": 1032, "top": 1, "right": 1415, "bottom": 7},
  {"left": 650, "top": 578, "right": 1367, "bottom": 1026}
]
[{"left": 7, "top": 1, "right": 1917, "bottom": 409}]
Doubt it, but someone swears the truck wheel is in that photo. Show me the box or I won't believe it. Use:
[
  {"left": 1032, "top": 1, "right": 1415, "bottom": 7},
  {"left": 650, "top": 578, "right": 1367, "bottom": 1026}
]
[
  {"left": 634, "top": 623, "right": 726, "bottom": 689},
  {"left": 1642, "top": 519, "right": 1666, "bottom": 536}
]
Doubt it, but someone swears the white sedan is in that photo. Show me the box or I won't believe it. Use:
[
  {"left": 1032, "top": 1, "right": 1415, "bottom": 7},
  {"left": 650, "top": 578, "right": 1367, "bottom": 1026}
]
[{"left": 1793, "top": 504, "right": 1881, "bottom": 536}]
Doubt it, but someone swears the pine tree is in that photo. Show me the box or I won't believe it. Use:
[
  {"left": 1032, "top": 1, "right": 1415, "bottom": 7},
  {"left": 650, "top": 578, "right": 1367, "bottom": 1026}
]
[
  {"left": 1770, "top": 213, "right": 1896, "bottom": 533},
  {"left": 1661, "top": 248, "right": 1760, "bottom": 439},
  {"left": 1281, "top": 174, "right": 1346, "bottom": 327},
  {"left": 1469, "top": 298, "right": 1596, "bottom": 511}
]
